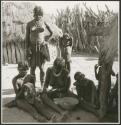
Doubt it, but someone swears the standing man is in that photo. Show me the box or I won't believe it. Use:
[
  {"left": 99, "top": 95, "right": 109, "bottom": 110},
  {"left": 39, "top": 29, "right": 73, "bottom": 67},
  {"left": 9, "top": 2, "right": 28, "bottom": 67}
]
[
  {"left": 59, "top": 33, "right": 73, "bottom": 73},
  {"left": 26, "top": 6, "right": 53, "bottom": 88}
]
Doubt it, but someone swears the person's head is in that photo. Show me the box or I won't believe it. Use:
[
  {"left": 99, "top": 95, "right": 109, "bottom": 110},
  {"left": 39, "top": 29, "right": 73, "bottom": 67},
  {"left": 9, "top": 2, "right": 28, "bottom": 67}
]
[
  {"left": 23, "top": 74, "right": 35, "bottom": 85},
  {"left": 63, "top": 32, "right": 70, "bottom": 39},
  {"left": 53, "top": 58, "right": 65, "bottom": 72},
  {"left": 74, "top": 72, "right": 85, "bottom": 81},
  {"left": 33, "top": 6, "right": 43, "bottom": 21},
  {"left": 17, "top": 62, "right": 29, "bottom": 77}
]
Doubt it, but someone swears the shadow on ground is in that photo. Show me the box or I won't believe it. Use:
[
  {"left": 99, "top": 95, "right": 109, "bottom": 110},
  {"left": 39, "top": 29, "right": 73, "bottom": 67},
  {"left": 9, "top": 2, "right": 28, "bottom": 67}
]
[
  {"left": 2, "top": 89, "right": 14, "bottom": 95},
  {"left": 2, "top": 91, "right": 99, "bottom": 123},
  {"left": 84, "top": 57, "right": 98, "bottom": 61},
  {"left": 2, "top": 88, "right": 118, "bottom": 123}
]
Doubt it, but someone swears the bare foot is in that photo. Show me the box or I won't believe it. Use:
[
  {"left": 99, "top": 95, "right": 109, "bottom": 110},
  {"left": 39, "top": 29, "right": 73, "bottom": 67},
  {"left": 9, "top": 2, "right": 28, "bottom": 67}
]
[
  {"left": 33, "top": 114, "right": 47, "bottom": 122},
  {"left": 4, "top": 100, "right": 17, "bottom": 108},
  {"left": 48, "top": 114, "right": 57, "bottom": 123},
  {"left": 55, "top": 111, "right": 69, "bottom": 122},
  {"left": 97, "top": 109, "right": 106, "bottom": 119}
]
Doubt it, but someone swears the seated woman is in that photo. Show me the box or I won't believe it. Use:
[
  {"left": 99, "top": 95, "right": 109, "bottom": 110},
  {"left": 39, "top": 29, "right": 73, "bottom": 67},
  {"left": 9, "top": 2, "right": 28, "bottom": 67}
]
[
  {"left": 43, "top": 57, "right": 76, "bottom": 99},
  {"left": 73, "top": 71, "right": 99, "bottom": 116}
]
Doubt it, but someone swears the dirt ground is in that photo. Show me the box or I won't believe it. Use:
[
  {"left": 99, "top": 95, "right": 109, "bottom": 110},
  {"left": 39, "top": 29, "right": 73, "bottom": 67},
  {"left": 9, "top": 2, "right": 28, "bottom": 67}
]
[{"left": 1, "top": 55, "right": 119, "bottom": 123}]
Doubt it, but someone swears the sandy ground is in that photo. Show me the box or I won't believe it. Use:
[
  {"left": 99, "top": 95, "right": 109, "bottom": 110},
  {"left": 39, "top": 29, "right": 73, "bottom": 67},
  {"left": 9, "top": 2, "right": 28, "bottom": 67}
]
[{"left": 1, "top": 53, "right": 119, "bottom": 123}]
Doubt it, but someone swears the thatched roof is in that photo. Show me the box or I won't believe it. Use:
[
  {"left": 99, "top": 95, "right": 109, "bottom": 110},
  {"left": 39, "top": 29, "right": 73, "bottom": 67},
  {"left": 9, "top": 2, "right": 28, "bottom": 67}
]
[{"left": 2, "top": 2, "right": 62, "bottom": 45}]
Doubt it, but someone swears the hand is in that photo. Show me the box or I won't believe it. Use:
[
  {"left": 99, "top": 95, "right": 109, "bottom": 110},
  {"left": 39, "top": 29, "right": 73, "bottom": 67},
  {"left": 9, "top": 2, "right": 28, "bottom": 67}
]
[
  {"left": 27, "top": 48, "right": 32, "bottom": 56},
  {"left": 42, "top": 87, "right": 47, "bottom": 93},
  {"left": 45, "top": 36, "right": 50, "bottom": 41},
  {"left": 28, "top": 47, "right": 32, "bottom": 54},
  {"left": 37, "top": 27, "right": 44, "bottom": 33},
  {"left": 26, "top": 48, "right": 32, "bottom": 58},
  {"left": 95, "top": 64, "right": 98, "bottom": 69},
  {"left": 31, "top": 26, "right": 36, "bottom": 31},
  {"left": 49, "top": 88, "right": 57, "bottom": 92},
  {"left": 56, "top": 88, "right": 61, "bottom": 92},
  {"left": 116, "top": 73, "right": 118, "bottom": 79},
  {"left": 41, "top": 92, "right": 48, "bottom": 98}
]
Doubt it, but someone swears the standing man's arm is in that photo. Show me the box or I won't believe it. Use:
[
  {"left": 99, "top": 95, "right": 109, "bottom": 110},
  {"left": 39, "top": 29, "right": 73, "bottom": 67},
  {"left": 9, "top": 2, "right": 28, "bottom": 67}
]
[
  {"left": 44, "top": 22, "right": 53, "bottom": 41},
  {"left": 56, "top": 39, "right": 61, "bottom": 58},
  {"left": 25, "top": 23, "right": 31, "bottom": 60},
  {"left": 70, "top": 37, "right": 73, "bottom": 47},
  {"left": 69, "top": 37, "right": 73, "bottom": 55},
  {"left": 58, "top": 37, "right": 63, "bottom": 57}
]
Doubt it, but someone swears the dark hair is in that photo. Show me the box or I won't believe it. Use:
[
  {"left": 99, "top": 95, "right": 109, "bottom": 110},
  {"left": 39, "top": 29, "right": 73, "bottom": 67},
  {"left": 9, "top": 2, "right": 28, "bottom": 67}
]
[
  {"left": 63, "top": 33, "right": 69, "bottom": 39},
  {"left": 33, "top": 6, "right": 43, "bottom": 16},
  {"left": 23, "top": 74, "right": 35, "bottom": 84},
  {"left": 74, "top": 72, "right": 85, "bottom": 80},
  {"left": 18, "top": 62, "right": 29, "bottom": 71},
  {"left": 53, "top": 58, "right": 65, "bottom": 70}
]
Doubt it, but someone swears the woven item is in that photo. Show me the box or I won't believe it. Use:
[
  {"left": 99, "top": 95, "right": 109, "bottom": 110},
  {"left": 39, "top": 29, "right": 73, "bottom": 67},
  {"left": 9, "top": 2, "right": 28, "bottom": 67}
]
[{"left": 54, "top": 97, "right": 79, "bottom": 110}]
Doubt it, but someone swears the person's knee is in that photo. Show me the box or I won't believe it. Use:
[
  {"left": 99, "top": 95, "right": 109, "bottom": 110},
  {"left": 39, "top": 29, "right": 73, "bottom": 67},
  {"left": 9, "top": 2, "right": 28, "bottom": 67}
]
[
  {"left": 16, "top": 100, "right": 20, "bottom": 105},
  {"left": 16, "top": 99, "right": 25, "bottom": 108}
]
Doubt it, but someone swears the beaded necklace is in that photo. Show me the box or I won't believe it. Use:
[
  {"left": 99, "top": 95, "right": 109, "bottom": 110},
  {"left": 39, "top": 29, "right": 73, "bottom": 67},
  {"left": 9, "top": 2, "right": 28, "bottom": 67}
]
[{"left": 52, "top": 67, "right": 62, "bottom": 77}]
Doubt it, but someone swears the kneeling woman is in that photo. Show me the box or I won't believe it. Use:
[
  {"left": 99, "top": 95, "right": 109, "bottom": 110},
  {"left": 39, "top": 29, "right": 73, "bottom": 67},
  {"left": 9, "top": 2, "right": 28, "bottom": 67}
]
[{"left": 43, "top": 57, "right": 76, "bottom": 99}]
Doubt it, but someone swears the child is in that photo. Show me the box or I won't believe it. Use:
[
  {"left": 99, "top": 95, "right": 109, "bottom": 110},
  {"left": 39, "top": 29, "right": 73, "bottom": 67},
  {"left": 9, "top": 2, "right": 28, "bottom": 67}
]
[
  {"left": 5, "top": 62, "right": 46, "bottom": 122},
  {"left": 73, "top": 71, "right": 99, "bottom": 116},
  {"left": 59, "top": 33, "right": 73, "bottom": 73},
  {"left": 4, "top": 62, "right": 29, "bottom": 108}
]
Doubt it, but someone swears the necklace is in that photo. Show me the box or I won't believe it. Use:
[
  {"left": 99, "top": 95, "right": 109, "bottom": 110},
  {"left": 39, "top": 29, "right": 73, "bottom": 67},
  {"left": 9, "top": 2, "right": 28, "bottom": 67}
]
[{"left": 52, "top": 67, "right": 62, "bottom": 77}]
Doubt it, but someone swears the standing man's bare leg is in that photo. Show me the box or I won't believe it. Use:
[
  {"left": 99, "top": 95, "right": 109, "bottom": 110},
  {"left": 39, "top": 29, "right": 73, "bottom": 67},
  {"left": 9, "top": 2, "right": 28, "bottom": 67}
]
[
  {"left": 30, "top": 66, "right": 36, "bottom": 87},
  {"left": 39, "top": 63, "right": 45, "bottom": 88}
]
